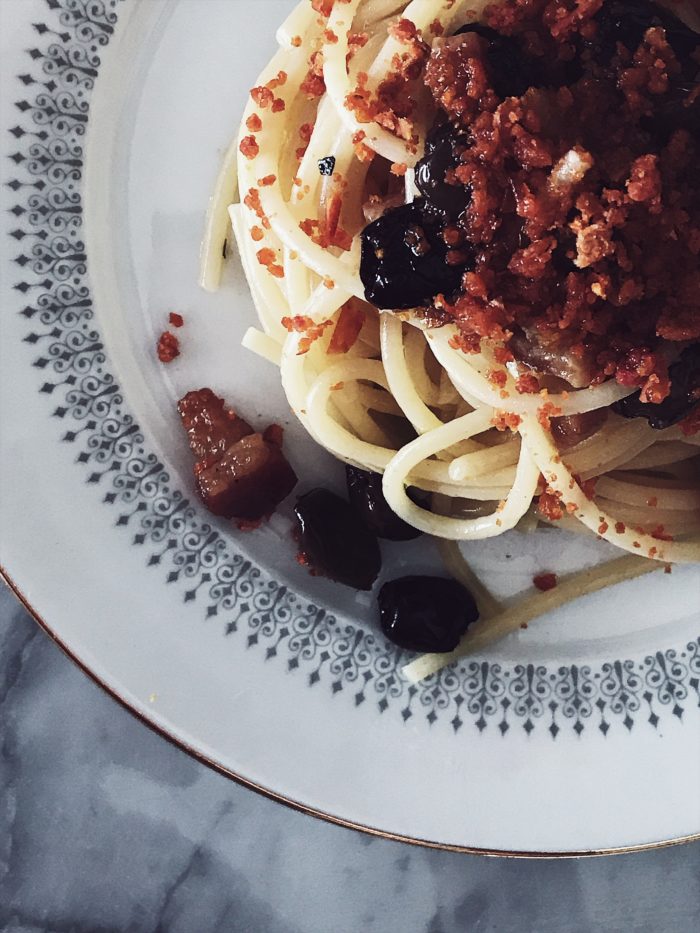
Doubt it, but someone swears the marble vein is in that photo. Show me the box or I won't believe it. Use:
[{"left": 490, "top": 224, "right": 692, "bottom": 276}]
[{"left": 0, "top": 585, "right": 699, "bottom": 933}]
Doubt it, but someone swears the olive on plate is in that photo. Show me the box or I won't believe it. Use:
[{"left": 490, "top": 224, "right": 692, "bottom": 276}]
[{"left": 378, "top": 576, "right": 479, "bottom": 653}]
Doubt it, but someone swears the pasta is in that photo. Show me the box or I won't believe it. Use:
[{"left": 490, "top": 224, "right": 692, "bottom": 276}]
[{"left": 200, "top": 0, "right": 700, "bottom": 673}]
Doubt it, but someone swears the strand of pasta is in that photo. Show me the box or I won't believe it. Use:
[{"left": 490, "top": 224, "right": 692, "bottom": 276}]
[
  {"left": 428, "top": 327, "right": 636, "bottom": 416},
  {"left": 435, "top": 539, "right": 503, "bottom": 617},
  {"left": 303, "top": 356, "right": 513, "bottom": 495},
  {"left": 199, "top": 137, "right": 240, "bottom": 292},
  {"left": 223, "top": 0, "right": 700, "bottom": 570},
  {"left": 379, "top": 312, "right": 444, "bottom": 434},
  {"left": 323, "top": 0, "right": 419, "bottom": 165},
  {"left": 381, "top": 410, "right": 541, "bottom": 537},
  {"left": 595, "top": 475, "right": 700, "bottom": 510},
  {"left": 519, "top": 413, "right": 700, "bottom": 563},
  {"left": 402, "top": 555, "right": 661, "bottom": 683},
  {"left": 229, "top": 205, "right": 289, "bottom": 341}
]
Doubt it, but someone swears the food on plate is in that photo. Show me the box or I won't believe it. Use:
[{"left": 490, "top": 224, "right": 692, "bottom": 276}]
[
  {"left": 178, "top": 388, "right": 297, "bottom": 521},
  {"left": 294, "top": 487, "right": 382, "bottom": 588},
  {"left": 196, "top": 0, "right": 700, "bottom": 670},
  {"left": 157, "top": 329, "right": 180, "bottom": 363},
  {"left": 378, "top": 575, "right": 479, "bottom": 651}
]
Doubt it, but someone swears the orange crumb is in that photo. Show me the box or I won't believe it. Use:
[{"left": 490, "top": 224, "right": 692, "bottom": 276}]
[
  {"left": 533, "top": 572, "right": 557, "bottom": 592},
  {"left": 239, "top": 136, "right": 259, "bottom": 159},
  {"left": 537, "top": 401, "right": 563, "bottom": 431},
  {"left": 491, "top": 411, "right": 521, "bottom": 432},
  {"left": 250, "top": 86, "right": 274, "bottom": 108},
  {"left": 515, "top": 373, "right": 540, "bottom": 394}
]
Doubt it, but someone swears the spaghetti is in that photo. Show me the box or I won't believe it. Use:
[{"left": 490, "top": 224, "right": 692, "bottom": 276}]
[{"left": 201, "top": 0, "right": 700, "bottom": 671}]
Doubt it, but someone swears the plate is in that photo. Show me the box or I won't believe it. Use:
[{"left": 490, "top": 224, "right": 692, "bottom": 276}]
[{"left": 1, "top": 0, "right": 699, "bottom": 855}]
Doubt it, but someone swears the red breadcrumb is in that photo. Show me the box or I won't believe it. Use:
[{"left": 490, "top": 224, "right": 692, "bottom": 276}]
[
  {"left": 533, "top": 572, "right": 558, "bottom": 592},
  {"left": 537, "top": 487, "right": 564, "bottom": 521},
  {"left": 515, "top": 372, "right": 540, "bottom": 394},
  {"left": 239, "top": 136, "right": 259, "bottom": 159},
  {"left": 281, "top": 315, "right": 334, "bottom": 354},
  {"left": 487, "top": 369, "right": 507, "bottom": 388},
  {"left": 312, "top": 0, "right": 334, "bottom": 16},
  {"left": 267, "top": 71, "right": 287, "bottom": 89},
  {"left": 537, "top": 402, "right": 563, "bottom": 431},
  {"left": 327, "top": 300, "right": 365, "bottom": 354},
  {"left": 491, "top": 411, "right": 522, "bottom": 431},
  {"left": 169, "top": 312, "right": 184, "bottom": 328},
  {"left": 157, "top": 331, "right": 180, "bottom": 363},
  {"left": 301, "top": 51, "right": 326, "bottom": 99},
  {"left": 250, "top": 86, "right": 274, "bottom": 108},
  {"left": 411, "top": 6, "right": 700, "bottom": 396}
]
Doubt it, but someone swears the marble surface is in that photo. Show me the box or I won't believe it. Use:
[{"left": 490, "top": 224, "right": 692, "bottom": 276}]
[{"left": 0, "top": 584, "right": 698, "bottom": 933}]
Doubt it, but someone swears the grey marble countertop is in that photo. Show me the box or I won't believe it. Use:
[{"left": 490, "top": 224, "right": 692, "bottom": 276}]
[{"left": 1, "top": 583, "right": 698, "bottom": 933}]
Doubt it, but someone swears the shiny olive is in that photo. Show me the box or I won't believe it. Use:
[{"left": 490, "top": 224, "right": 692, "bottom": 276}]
[
  {"left": 378, "top": 576, "right": 479, "bottom": 653},
  {"left": 360, "top": 200, "right": 471, "bottom": 310},
  {"left": 415, "top": 122, "right": 471, "bottom": 221},
  {"left": 613, "top": 344, "right": 700, "bottom": 429},
  {"left": 294, "top": 488, "right": 381, "bottom": 590},
  {"left": 346, "top": 466, "right": 421, "bottom": 541}
]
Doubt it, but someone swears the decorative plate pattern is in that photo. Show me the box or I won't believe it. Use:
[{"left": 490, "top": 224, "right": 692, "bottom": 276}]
[{"left": 7, "top": 0, "right": 700, "bottom": 738}]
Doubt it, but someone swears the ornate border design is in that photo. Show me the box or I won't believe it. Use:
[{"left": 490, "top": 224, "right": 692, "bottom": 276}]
[{"left": 6, "top": 0, "right": 700, "bottom": 736}]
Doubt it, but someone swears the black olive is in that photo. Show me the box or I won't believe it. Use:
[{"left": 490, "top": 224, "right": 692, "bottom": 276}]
[
  {"left": 590, "top": 0, "right": 700, "bottom": 68},
  {"left": 454, "top": 23, "right": 546, "bottom": 97},
  {"left": 612, "top": 344, "right": 700, "bottom": 429},
  {"left": 590, "top": 1, "right": 700, "bottom": 143},
  {"left": 360, "top": 199, "right": 472, "bottom": 309},
  {"left": 415, "top": 122, "right": 471, "bottom": 221},
  {"left": 294, "top": 488, "right": 381, "bottom": 590},
  {"left": 379, "top": 576, "right": 479, "bottom": 653},
  {"left": 346, "top": 466, "right": 421, "bottom": 540}
]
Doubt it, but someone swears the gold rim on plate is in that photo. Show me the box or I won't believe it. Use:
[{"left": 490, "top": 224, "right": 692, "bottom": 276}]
[{"left": 2, "top": 563, "right": 698, "bottom": 859}]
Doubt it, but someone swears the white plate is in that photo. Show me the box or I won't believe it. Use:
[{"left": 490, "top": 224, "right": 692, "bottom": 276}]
[{"left": 1, "top": 0, "right": 699, "bottom": 855}]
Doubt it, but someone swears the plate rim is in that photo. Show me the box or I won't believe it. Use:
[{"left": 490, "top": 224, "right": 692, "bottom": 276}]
[{"left": 4, "top": 563, "right": 699, "bottom": 859}]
